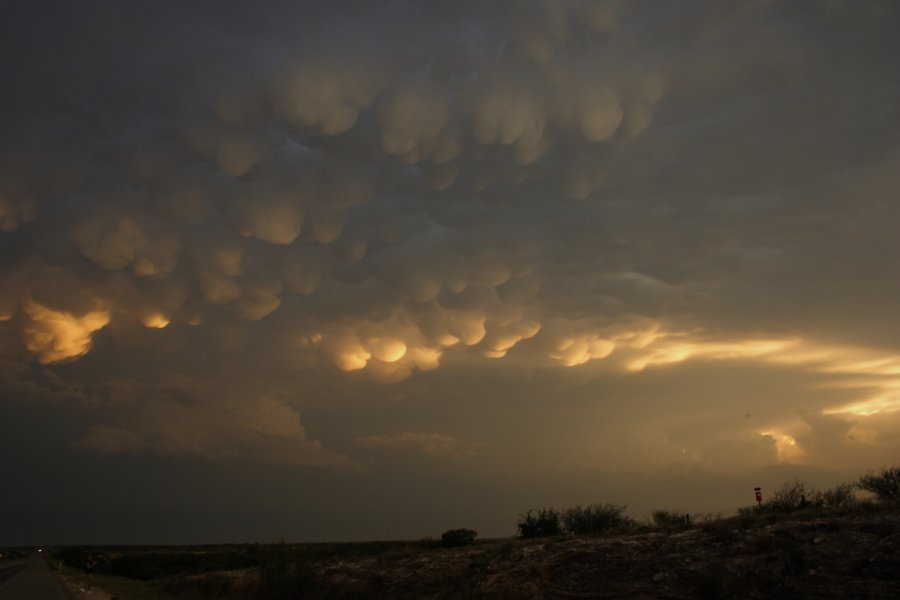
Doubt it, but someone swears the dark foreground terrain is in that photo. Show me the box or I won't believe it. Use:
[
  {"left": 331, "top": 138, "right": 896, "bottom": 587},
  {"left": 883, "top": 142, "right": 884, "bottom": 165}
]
[{"left": 32, "top": 504, "right": 899, "bottom": 599}]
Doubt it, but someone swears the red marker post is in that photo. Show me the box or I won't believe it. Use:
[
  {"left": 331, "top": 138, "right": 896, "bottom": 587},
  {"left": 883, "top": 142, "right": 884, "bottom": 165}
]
[{"left": 754, "top": 487, "right": 762, "bottom": 508}]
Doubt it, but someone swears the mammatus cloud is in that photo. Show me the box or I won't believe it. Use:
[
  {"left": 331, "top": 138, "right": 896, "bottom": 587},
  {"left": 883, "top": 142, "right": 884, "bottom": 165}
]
[
  {"left": 22, "top": 301, "right": 110, "bottom": 364},
  {"left": 273, "top": 58, "right": 383, "bottom": 136},
  {"left": 71, "top": 214, "right": 182, "bottom": 277},
  {"left": 356, "top": 433, "right": 485, "bottom": 460},
  {"left": 0, "top": 0, "right": 897, "bottom": 480}
]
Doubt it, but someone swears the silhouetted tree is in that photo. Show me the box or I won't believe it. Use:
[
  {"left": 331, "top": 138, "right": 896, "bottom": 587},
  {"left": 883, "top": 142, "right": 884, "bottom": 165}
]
[
  {"left": 858, "top": 466, "right": 900, "bottom": 501},
  {"left": 563, "top": 504, "right": 631, "bottom": 535},
  {"left": 517, "top": 508, "right": 562, "bottom": 538},
  {"left": 440, "top": 529, "right": 477, "bottom": 547}
]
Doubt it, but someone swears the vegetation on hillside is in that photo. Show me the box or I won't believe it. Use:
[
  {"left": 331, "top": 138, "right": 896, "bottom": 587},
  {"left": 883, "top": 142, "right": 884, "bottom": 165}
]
[
  {"left": 39, "top": 463, "right": 900, "bottom": 599},
  {"left": 859, "top": 465, "right": 900, "bottom": 501}
]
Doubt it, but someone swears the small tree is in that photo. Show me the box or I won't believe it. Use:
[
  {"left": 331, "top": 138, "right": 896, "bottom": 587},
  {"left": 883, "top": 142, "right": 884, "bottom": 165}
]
[
  {"left": 767, "top": 478, "right": 820, "bottom": 512},
  {"left": 652, "top": 509, "right": 694, "bottom": 530},
  {"left": 517, "top": 508, "right": 562, "bottom": 538},
  {"left": 822, "top": 482, "right": 857, "bottom": 508},
  {"left": 562, "top": 504, "right": 630, "bottom": 535},
  {"left": 858, "top": 466, "right": 900, "bottom": 501},
  {"left": 440, "top": 529, "right": 477, "bottom": 547}
]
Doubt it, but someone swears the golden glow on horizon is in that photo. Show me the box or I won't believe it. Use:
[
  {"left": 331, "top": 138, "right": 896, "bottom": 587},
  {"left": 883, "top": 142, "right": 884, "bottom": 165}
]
[
  {"left": 625, "top": 339, "right": 794, "bottom": 372},
  {"left": 589, "top": 332, "right": 900, "bottom": 419},
  {"left": 822, "top": 390, "right": 900, "bottom": 417},
  {"left": 23, "top": 301, "right": 111, "bottom": 364}
]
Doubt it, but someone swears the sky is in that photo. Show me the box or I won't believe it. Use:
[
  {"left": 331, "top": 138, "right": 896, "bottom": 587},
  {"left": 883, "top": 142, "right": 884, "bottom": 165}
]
[{"left": 2, "top": 0, "right": 899, "bottom": 545}]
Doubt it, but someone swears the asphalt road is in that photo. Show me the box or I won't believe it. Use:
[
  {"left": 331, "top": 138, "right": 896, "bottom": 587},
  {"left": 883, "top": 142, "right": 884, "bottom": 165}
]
[{"left": 0, "top": 553, "right": 73, "bottom": 600}]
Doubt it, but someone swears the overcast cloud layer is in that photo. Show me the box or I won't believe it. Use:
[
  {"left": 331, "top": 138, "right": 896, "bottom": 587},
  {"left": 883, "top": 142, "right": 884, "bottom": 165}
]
[{"left": 2, "top": 0, "right": 900, "bottom": 543}]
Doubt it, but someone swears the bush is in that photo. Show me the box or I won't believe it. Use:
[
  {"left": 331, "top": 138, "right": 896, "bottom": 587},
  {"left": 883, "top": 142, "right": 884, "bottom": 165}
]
[
  {"left": 735, "top": 507, "right": 760, "bottom": 527},
  {"left": 701, "top": 516, "right": 739, "bottom": 543},
  {"left": 517, "top": 508, "right": 562, "bottom": 538},
  {"left": 822, "top": 482, "right": 857, "bottom": 508},
  {"left": 104, "top": 549, "right": 257, "bottom": 581},
  {"left": 440, "top": 529, "right": 477, "bottom": 547},
  {"left": 858, "top": 466, "right": 900, "bottom": 501},
  {"left": 652, "top": 509, "right": 694, "bottom": 530},
  {"left": 767, "top": 479, "right": 820, "bottom": 512},
  {"left": 562, "top": 504, "right": 630, "bottom": 535}
]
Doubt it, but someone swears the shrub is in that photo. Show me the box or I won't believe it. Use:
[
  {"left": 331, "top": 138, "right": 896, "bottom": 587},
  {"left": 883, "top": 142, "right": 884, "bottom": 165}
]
[
  {"left": 735, "top": 506, "right": 759, "bottom": 528},
  {"left": 105, "top": 549, "right": 257, "bottom": 580},
  {"left": 440, "top": 529, "right": 477, "bottom": 547},
  {"left": 858, "top": 466, "right": 900, "bottom": 501},
  {"left": 258, "top": 544, "right": 304, "bottom": 600},
  {"left": 562, "top": 504, "right": 630, "bottom": 535},
  {"left": 517, "top": 508, "right": 562, "bottom": 538},
  {"left": 701, "top": 517, "right": 738, "bottom": 543},
  {"left": 652, "top": 509, "right": 694, "bottom": 530},
  {"left": 822, "top": 482, "right": 857, "bottom": 508},
  {"left": 767, "top": 479, "right": 820, "bottom": 512}
]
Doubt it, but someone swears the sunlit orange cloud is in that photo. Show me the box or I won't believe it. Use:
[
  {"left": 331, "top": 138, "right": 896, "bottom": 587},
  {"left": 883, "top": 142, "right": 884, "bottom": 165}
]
[
  {"left": 759, "top": 431, "right": 806, "bottom": 464},
  {"left": 335, "top": 347, "right": 370, "bottom": 371},
  {"left": 320, "top": 309, "right": 498, "bottom": 379},
  {"left": 764, "top": 345, "right": 900, "bottom": 417},
  {"left": 23, "top": 300, "right": 111, "bottom": 364},
  {"left": 333, "top": 336, "right": 442, "bottom": 378},
  {"left": 363, "top": 336, "right": 407, "bottom": 363},
  {"left": 622, "top": 334, "right": 900, "bottom": 418},
  {"left": 313, "top": 306, "right": 900, "bottom": 420},
  {"left": 548, "top": 335, "right": 615, "bottom": 367},
  {"left": 625, "top": 338, "right": 794, "bottom": 372},
  {"left": 820, "top": 386, "right": 900, "bottom": 417},
  {"left": 598, "top": 333, "right": 900, "bottom": 467},
  {"left": 140, "top": 312, "right": 170, "bottom": 329},
  {"left": 482, "top": 320, "right": 542, "bottom": 359},
  {"left": 542, "top": 320, "right": 661, "bottom": 368}
]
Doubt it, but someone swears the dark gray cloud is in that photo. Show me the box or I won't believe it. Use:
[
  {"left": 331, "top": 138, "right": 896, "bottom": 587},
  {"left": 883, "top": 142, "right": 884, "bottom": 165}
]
[{"left": 1, "top": 0, "right": 899, "bottom": 542}]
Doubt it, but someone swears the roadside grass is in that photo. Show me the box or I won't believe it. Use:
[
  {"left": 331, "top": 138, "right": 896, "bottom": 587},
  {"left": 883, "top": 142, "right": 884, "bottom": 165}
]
[
  {"left": 0, "top": 548, "right": 31, "bottom": 562},
  {"left": 54, "top": 545, "right": 259, "bottom": 582},
  {"left": 60, "top": 563, "right": 181, "bottom": 600}
]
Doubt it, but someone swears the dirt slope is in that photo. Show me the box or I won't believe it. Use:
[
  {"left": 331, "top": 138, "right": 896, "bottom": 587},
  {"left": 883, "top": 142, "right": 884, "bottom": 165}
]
[{"left": 307, "top": 511, "right": 900, "bottom": 599}]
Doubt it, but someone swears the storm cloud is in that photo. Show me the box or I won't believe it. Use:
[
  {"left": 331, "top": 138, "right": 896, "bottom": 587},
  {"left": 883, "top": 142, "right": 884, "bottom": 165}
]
[{"left": 2, "top": 0, "right": 899, "bottom": 543}]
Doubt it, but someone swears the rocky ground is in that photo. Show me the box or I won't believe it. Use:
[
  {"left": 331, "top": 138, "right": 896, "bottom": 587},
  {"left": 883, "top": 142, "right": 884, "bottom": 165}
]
[
  {"left": 74, "top": 506, "right": 900, "bottom": 599},
  {"left": 289, "top": 509, "right": 900, "bottom": 599}
]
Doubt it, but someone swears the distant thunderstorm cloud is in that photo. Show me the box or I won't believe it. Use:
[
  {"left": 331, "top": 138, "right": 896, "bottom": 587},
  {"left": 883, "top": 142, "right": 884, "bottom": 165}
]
[{"left": 1, "top": 0, "right": 899, "bottom": 476}]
